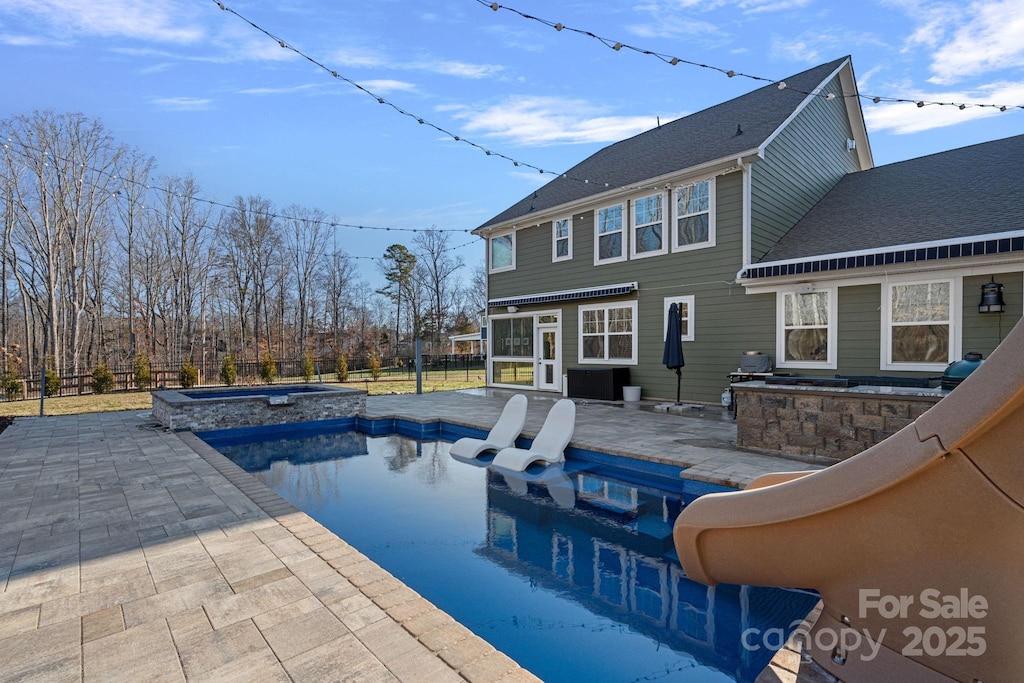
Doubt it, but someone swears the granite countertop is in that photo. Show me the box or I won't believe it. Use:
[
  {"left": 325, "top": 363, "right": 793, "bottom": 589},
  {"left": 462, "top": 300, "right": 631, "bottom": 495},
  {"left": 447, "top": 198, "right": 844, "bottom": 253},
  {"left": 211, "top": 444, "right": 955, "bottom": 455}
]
[{"left": 732, "top": 380, "right": 946, "bottom": 399}]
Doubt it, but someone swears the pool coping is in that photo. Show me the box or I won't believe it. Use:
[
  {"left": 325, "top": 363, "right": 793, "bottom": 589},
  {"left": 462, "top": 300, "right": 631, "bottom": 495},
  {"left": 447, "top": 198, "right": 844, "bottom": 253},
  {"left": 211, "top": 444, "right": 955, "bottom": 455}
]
[{"left": 176, "top": 429, "right": 543, "bottom": 683}]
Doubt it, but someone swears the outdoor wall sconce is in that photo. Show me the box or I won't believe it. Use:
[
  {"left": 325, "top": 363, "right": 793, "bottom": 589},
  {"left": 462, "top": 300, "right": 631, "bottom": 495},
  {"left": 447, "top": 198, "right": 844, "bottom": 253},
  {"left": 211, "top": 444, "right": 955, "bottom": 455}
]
[
  {"left": 978, "top": 278, "right": 1006, "bottom": 314},
  {"left": 507, "top": 305, "right": 519, "bottom": 313}
]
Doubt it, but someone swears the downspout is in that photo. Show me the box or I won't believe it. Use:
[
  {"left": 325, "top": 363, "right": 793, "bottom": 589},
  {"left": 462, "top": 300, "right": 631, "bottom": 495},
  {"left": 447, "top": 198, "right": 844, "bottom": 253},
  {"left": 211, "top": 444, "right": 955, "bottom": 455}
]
[{"left": 737, "top": 157, "right": 754, "bottom": 282}]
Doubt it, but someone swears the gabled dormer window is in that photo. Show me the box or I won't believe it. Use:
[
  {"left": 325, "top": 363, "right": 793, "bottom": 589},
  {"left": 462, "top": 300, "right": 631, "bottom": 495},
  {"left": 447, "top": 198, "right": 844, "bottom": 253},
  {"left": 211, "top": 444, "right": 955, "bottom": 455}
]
[
  {"left": 673, "top": 179, "right": 715, "bottom": 252},
  {"left": 489, "top": 231, "right": 515, "bottom": 273},
  {"left": 630, "top": 193, "right": 668, "bottom": 259},
  {"left": 553, "top": 217, "right": 572, "bottom": 262},
  {"left": 594, "top": 204, "right": 625, "bottom": 265}
]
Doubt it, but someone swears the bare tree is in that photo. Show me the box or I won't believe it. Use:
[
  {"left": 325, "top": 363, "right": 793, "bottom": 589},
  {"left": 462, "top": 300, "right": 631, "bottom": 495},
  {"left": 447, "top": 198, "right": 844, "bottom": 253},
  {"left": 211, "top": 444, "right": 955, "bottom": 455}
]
[
  {"left": 284, "top": 205, "right": 329, "bottom": 352},
  {"left": 112, "top": 148, "right": 156, "bottom": 362},
  {"left": 412, "top": 228, "right": 464, "bottom": 351}
]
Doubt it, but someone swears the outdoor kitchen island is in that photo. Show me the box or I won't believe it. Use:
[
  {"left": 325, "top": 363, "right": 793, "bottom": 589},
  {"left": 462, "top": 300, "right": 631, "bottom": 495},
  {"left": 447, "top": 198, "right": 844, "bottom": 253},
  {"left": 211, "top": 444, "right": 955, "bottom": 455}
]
[{"left": 732, "top": 380, "right": 945, "bottom": 462}]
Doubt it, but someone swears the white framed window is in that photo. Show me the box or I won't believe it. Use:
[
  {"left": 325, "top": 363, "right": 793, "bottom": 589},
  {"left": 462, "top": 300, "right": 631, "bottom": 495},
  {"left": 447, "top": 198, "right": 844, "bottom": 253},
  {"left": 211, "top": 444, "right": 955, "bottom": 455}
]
[
  {"left": 579, "top": 301, "right": 637, "bottom": 364},
  {"left": 630, "top": 193, "right": 668, "bottom": 259},
  {"left": 552, "top": 217, "right": 572, "bottom": 262},
  {"left": 776, "top": 288, "right": 837, "bottom": 369},
  {"left": 882, "top": 279, "right": 958, "bottom": 371},
  {"left": 663, "top": 296, "right": 695, "bottom": 343},
  {"left": 594, "top": 204, "right": 625, "bottom": 265},
  {"left": 489, "top": 231, "right": 515, "bottom": 273},
  {"left": 672, "top": 178, "right": 715, "bottom": 252}
]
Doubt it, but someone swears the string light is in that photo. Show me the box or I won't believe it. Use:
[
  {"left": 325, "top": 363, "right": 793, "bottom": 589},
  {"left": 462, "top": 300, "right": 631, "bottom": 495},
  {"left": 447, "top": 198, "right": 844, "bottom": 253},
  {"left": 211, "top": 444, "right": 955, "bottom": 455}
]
[
  {"left": 477, "top": 0, "right": 1024, "bottom": 112},
  {"left": 206, "top": 1, "right": 739, "bottom": 197},
  {"left": 1, "top": 134, "right": 475, "bottom": 236}
]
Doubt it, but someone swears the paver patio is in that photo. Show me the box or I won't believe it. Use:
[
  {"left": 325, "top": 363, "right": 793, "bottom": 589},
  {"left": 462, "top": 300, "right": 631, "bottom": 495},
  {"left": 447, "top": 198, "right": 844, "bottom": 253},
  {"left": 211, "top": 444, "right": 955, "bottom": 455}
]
[{"left": 0, "top": 390, "right": 813, "bottom": 682}]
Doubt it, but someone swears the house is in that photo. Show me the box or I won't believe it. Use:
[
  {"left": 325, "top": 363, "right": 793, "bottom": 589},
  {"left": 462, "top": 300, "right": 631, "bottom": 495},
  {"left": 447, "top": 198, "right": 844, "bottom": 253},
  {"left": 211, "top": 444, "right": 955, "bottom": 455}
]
[{"left": 473, "top": 56, "right": 1023, "bottom": 402}]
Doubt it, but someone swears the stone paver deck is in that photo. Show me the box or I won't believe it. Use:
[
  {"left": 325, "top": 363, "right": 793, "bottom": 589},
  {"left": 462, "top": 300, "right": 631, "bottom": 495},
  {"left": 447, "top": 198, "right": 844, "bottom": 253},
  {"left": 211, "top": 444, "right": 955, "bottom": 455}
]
[{"left": 0, "top": 389, "right": 815, "bottom": 682}]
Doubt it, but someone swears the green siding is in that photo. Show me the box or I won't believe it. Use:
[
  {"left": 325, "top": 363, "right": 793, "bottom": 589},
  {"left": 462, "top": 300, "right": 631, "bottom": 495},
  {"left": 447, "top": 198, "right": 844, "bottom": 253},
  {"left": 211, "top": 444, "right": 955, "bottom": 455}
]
[
  {"left": 750, "top": 73, "right": 862, "bottom": 262},
  {"left": 962, "top": 273, "right": 1023, "bottom": 356},
  {"left": 488, "top": 170, "right": 780, "bottom": 403}
]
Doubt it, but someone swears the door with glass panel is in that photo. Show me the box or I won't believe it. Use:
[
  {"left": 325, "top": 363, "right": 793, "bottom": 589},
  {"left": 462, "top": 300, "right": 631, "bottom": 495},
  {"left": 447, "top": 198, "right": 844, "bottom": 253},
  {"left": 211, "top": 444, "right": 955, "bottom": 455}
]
[{"left": 536, "top": 314, "right": 561, "bottom": 392}]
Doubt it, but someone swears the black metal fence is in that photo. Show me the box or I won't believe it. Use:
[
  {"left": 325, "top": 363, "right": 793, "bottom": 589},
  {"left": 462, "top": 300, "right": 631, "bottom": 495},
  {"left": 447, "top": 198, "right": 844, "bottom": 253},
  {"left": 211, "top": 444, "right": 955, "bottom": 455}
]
[{"left": 3, "top": 354, "right": 487, "bottom": 401}]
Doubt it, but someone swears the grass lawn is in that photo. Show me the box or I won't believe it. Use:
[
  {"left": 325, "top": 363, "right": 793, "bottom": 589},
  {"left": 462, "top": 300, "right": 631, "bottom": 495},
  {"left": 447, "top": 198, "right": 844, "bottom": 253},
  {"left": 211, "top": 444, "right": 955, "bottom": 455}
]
[{"left": 0, "top": 374, "right": 486, "bottom": 417}]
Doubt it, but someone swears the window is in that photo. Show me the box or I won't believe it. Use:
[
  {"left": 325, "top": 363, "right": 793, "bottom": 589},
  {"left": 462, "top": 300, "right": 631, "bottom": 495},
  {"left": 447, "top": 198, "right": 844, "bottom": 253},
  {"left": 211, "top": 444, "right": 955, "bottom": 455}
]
[
  {"left": 883, "top": 280, "right": 956, "bottom": 370},
  {"left": 579, "top": 301, "right": 637, "bottom": 364},
  {"left": 777, "top": 288, "right": 836, "bottom": 369},
  {"left": 489, "top": 231, "right": 515, "bottom": 273},
  {"left": 552, "top": 217, "right": 572, "bottom": 262},
  {"left": 663, "top": 296, "right": 695, "bottom": 343},
  {"left": 490, "top": 315, "right": 535, "bottom": 387},
  {"left": 595, "top": 204, "right": 625, "bottom": 264},
  {"left": 673, "top": 179, "right": 715, "bottom": 252},
  {"left": 630, "top": 193, "right": 667, "bottom": 258}
]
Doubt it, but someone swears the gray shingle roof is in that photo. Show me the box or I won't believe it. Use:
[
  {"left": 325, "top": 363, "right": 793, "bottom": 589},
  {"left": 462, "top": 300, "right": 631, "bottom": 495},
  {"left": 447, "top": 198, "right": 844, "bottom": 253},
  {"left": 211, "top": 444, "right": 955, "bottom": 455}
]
[
  {"left": 759, "top": 133, "right": 1024, "bottom": 263},
  {"left": 477, "top": 57, "right": 849, "bottom": 231}
]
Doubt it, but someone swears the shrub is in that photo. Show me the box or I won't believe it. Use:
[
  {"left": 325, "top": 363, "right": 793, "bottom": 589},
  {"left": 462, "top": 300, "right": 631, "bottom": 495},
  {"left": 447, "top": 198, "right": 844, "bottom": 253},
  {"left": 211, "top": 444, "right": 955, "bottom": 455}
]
[
  {"left": 44, "top": 367, "right": 61, "bottom": 397},
  {"left": 179, "top": 361, "right": 199, "bottom": 389},
  {"left": 220, "top": 353, "right": 237, "bottom": 387},
  {"left": 1, "top": 371, "right": 19, "bottom": 401},
  {"left": 258, "top": 352, "right": 277, "bottom": 384},
  {"left": 133, "top": 354, "right": 151, "bottom": 391},
  {"left": 335, "top": 352, "right": 348, "bottom": 383},
  {"left": 367, "top": 349, "right": 382, "bottom": 381},
  {"left": 301, "top": 350, "right": 315, "bottom": 383},
  {"left": 91, "top": 363, "right": 115, "bottom": 394}
]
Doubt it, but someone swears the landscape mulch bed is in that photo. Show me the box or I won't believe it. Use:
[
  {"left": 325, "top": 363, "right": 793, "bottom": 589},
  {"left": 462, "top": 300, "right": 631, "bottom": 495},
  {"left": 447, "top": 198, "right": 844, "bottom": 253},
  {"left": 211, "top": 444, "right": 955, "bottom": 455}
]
[{"left": 0, "top": 416, "right": 13, "bottom": 435}]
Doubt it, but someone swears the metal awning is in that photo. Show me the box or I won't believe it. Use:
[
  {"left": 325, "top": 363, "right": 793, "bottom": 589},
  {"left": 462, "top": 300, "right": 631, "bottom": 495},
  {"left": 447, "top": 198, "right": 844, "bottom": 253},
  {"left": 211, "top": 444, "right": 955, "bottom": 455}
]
[{"left": 488, "top": 282, "right": 638, "bottom": 308}]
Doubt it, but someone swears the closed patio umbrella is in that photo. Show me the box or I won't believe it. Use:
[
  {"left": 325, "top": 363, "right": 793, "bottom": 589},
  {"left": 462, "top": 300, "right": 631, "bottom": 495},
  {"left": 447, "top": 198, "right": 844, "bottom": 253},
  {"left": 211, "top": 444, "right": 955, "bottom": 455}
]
[{"left": 663, "top": 302, "right": 685, "bottom": 404}]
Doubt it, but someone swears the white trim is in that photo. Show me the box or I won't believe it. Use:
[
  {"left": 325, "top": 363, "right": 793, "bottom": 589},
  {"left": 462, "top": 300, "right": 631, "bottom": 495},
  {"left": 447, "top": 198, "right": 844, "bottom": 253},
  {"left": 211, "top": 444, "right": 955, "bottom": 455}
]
[
  {"left": 881, "top": 277, "right": 961, "bottom": 372},
  {"left": 742, "top": 229, "right": 1024, "bottom": 275},
  {"left": 775, "top": 287, "right": 838, "bottom": 370},
  {"left": 473, "top": 154, "right": 757, "bottom": 237},
  {"left": 663, "top": 295, "right": 695, "bottom": 343},
  {"left": 578, "top": 300, "right": 638, "bottom": 365},
  {"left": 742, "top": 261, "right": 1024, "bottom": 295},
  {"left": 629, "top": 192, "right": 669, "bottom": 259},
  {"left": 552, "top": 216, "right": 573, "bottom": 263},
  {"left": 671, "top": 178, "right": 716, "bottom": 254},
  {"left": 536, "top": 314, "right": 562, "bottom": 392},
  {"left": 488, "top": 230, "right": 516, "bottom": 274},
  {"left": 594, "top": 203, "right": 627, "bottom": 265},
  {"left": 759, "top": 59, "right": 848, "bottom": 155},
  {"left": 838, "top": 63, "right": 873, "bottom": 169},
  {"left": 741, "top": 161, "right": 753, "bottom": 274}
]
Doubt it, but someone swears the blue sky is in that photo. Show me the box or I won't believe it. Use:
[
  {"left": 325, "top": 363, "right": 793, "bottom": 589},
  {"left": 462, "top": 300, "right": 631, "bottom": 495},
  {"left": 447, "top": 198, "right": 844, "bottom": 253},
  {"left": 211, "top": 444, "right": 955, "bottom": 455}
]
[{"left": 1, "top": 0, "right": 1022, "bottom": 283}]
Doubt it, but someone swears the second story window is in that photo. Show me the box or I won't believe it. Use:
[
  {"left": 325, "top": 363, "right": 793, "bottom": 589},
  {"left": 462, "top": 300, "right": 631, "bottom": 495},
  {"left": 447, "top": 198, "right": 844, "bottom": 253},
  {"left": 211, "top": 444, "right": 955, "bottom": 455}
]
[
  {"left": 595, "top": 204, "right": 625, "bottom": 265},
  {"left": 489, "top": 231, "right": 515, "bottom": 273},
  {"left": 673, "top": 179, "right": 715, "bottom": 252},
  {"left": 553, "top": 217, "right": 572, "bottom": 262},
  {"left": 631, "top": 193, "right": 667, "bottom": 258}
]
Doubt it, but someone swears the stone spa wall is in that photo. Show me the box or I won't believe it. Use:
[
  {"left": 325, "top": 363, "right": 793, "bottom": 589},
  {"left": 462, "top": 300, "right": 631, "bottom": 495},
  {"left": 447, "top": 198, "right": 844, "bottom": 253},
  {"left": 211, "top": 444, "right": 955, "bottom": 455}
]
[{"left": 152, "top": 384, "right": 367, "bottom": 432}]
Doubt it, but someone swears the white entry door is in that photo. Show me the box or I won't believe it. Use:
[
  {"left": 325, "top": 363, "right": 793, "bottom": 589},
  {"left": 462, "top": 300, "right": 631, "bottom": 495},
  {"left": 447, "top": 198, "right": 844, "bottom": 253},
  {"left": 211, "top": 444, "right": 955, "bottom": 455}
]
[{"left": 536, "top": 315, "right": 561, "bottom": 392}]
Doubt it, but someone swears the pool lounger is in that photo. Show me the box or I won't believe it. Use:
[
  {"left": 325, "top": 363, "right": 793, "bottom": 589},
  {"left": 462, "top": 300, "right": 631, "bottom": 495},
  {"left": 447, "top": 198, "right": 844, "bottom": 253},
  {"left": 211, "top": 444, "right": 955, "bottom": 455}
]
[
  {"left": 491, "top": 398, "right": 576, "bottom": 472},
  {"left": 673, "top": 318, "right": 1024, "bottom": 682},
  {"left": 449, "top": 394, "right": 528, "bottom": 460}
]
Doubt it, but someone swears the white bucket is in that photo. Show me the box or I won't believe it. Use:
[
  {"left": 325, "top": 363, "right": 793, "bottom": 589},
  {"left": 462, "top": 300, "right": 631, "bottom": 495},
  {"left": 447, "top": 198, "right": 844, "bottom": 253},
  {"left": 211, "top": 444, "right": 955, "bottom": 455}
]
[{"left": 622, "top": 386, "right": 641, "bottom": 402}]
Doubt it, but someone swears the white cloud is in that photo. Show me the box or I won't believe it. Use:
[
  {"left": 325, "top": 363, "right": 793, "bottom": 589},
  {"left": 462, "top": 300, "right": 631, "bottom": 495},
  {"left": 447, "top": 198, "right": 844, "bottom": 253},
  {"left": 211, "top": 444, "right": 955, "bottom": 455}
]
[
  {"left": 151, "top": 96, "right": 213, "bottom": 112},
  {"left": 0, "top": 32, "right": 56, "bottom": 46},
  {"left": 0, "top": 0, "right": 203, "bottom": 43},
  {"left": 236, "top": 83, "right": 325, "bottom": 96},
  {"left": 447, "top": 96, "right": 680, "bottom": 147},
  {"left": 359, "top": 79, "right": 418, "bottom": 95},
  {"left": 927, "top": 0, "right": 1024, "bottom": 84},
  {"left": 863, "top": 80, "right": 1024, "bottom": 134},
  {"left": 739, "top": 0, "right": 812, "bottom": 14}
]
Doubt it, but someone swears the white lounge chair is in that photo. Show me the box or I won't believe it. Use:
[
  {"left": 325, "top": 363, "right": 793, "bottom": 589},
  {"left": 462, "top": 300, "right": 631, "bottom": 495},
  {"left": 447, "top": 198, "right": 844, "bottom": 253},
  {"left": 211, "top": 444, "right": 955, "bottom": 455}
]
[
  {"left": 491, "top": 399, "right": 575, "bottom": 472},
  {"left": 449, "top": 394, "right": 528, "bottom": 460}
]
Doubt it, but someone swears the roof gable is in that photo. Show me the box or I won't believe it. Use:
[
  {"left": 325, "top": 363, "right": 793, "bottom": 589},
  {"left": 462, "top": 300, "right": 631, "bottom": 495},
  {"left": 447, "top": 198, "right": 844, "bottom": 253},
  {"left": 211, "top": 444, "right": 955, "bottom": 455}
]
[
  {"left": 477, "top": 57, "right": 850, "bottom": 231},
  {"left": 759, "top": 133, "right": 1024, "bottom": 264}
]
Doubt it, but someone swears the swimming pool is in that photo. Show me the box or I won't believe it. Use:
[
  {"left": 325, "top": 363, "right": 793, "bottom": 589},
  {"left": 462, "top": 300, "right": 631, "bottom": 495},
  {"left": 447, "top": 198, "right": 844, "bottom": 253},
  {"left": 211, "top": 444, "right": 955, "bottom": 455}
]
[{"left": 203, "top": 421, "right": 817, "bottom": 682}]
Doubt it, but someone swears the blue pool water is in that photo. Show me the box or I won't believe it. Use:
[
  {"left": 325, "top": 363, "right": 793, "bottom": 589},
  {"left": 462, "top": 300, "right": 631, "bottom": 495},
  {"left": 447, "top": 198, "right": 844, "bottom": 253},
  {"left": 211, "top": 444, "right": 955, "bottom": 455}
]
[
  {"left": 204, "top": 421, "right": 817, "bottom": 682},
  {"left": 181, "top": 386, "right": 326, "bottom": 400}
]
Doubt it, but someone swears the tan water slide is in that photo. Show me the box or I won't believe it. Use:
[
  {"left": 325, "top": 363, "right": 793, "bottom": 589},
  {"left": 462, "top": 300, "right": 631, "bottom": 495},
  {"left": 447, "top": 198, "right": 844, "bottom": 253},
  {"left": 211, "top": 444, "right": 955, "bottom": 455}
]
[{"left": 673, "top": 319, "right": 1024, "bottom": 682}]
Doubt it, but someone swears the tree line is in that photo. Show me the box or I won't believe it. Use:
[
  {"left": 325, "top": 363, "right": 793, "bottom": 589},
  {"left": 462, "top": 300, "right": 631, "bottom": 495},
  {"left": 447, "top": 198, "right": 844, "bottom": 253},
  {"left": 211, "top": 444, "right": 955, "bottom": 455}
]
[{"left": 1, "top": 110, "right": 485, "bottom": 388}]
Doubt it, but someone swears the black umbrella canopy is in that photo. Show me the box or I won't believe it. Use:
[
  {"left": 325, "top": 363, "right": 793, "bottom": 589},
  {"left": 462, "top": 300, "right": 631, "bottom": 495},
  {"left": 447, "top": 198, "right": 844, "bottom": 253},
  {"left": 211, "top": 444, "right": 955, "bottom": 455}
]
[{"left": 663, "top": 303, "right": 685, "bottom": 403}]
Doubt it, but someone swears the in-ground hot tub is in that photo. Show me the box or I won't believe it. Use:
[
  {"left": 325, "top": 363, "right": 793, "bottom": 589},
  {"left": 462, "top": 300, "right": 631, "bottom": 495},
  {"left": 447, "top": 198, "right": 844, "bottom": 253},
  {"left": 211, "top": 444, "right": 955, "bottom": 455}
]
[{"left": 152, "top": 383, "right": 366, "bottom": 431}]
